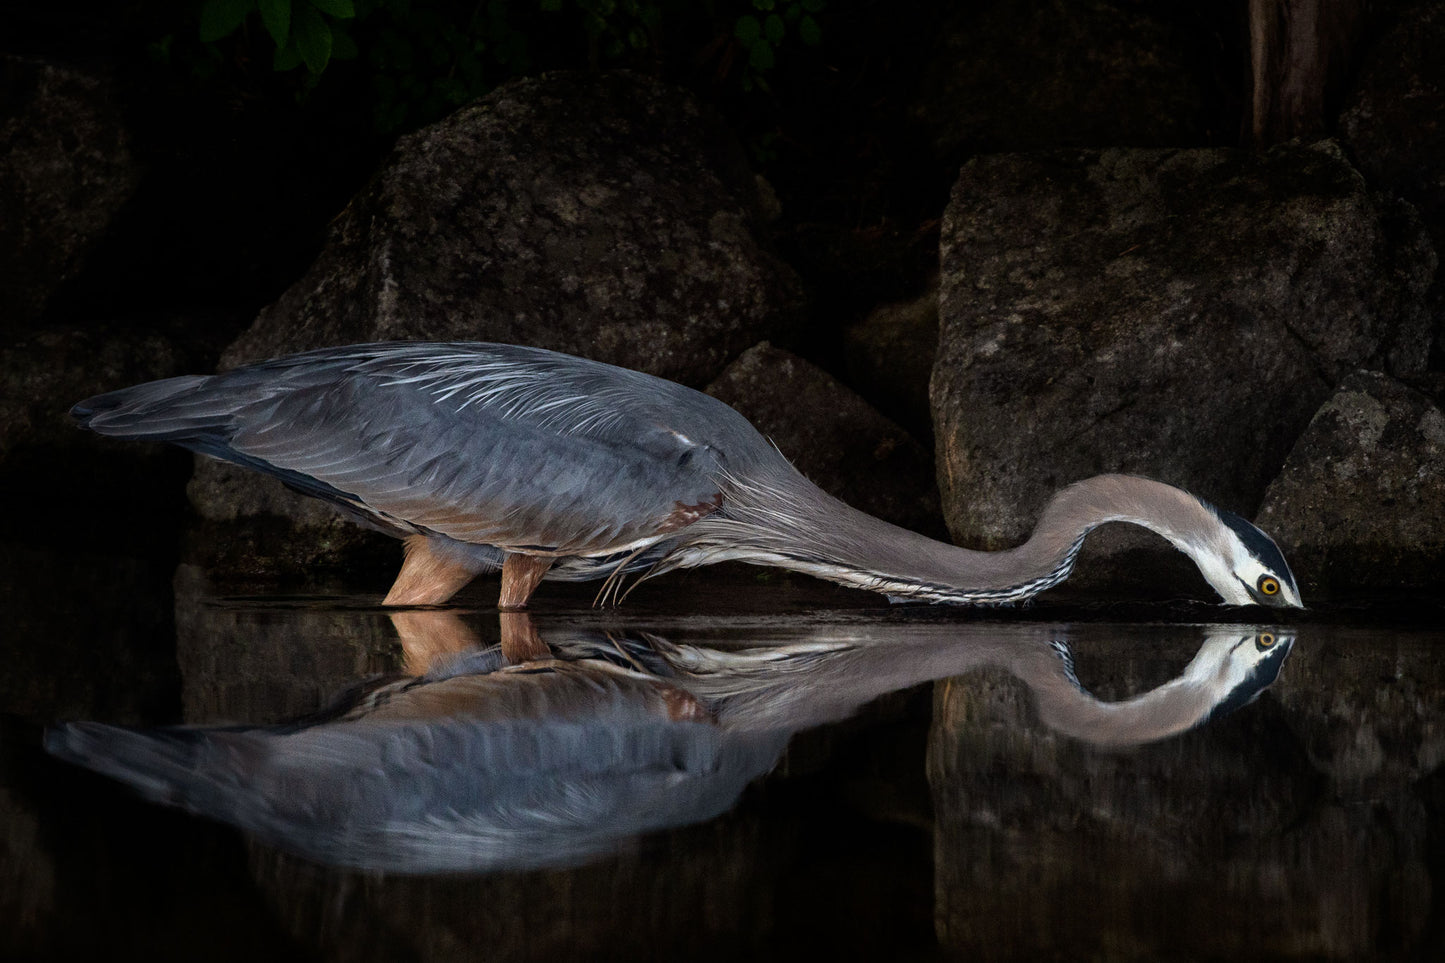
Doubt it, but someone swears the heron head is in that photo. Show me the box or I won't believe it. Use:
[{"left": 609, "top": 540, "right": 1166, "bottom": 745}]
[{"left": 1188, "top": 506, "right": 1303, "bottom": 608}]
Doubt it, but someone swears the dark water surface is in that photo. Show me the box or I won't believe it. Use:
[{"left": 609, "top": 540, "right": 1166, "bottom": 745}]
[{"left": 3, "top": 564, "right": 1442, "bottom": 961}]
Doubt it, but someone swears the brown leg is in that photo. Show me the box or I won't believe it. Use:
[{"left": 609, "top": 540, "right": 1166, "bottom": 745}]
[
  {"left": 383, "top": 536, "right": 483, "bottom": 606},
  {"left": 499, "top": 611, "right": 552, "bottom": 664},
  {"left": 499, "top": 553, "right": 553, "bottom": 610}
]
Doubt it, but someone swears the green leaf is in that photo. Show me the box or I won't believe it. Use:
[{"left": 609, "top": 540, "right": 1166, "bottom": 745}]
[
  {"left": 752, "top": 0, "right": 775, "bottom": 9},
  {"left": 307, "top": 0, "right": 355, "bottom": 18},
  {"left": 540, "top": 0, "right": 562, "bottom": 9},
  {"left": 331, "top": 26, "right": 359, "bottom": 60},
  {"left": 199, "top": 0, "right": 254, "bottom": 42},
  {"left": 748, "top": 39, "right": 774, "bottom": 71},
  {"left": 801, "top": 0, "right": 824, "bottom": 11},
  {"left": 146, "top": 34, "right": 175, "bottom": 65},
  {"left": 257, "top": 0, "right": 290, "bottom": 48},
  {"left": 763, "top": 13, "right": 784, "bottom": 44},
  {"left": 799, "top": 13, "right": 821, "bottom": 46},
  {"left": 273, "top": 36, "right": 304, "bottom": 70},
  {"left": 293, "top": 3, "right": 333, "bottom": 73},
  {"left": 734, "top": 14, "right": 761, "bottom": 44}
]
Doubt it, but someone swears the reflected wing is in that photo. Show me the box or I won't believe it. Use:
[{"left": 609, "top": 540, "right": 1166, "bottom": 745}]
[{"left": 75, "top": 343, "right": 740, "bottom": 554}]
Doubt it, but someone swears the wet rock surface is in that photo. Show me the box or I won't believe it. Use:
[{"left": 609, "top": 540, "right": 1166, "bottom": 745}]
[
  {"left": 932, "top": 141, "right": 1436, "bottom": 569},
  {"left": 706, "top": 342, "right": 944, "bottom": 537},
  {"left": 1257, "top": 370, "right": 1445, "bottom": 597},
  {"left": 0, "top": 57, "right": 142, "bottom": 332}
]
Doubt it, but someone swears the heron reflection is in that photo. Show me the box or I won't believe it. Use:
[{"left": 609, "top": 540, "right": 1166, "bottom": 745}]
[{"left": 46, "top": 615, "right": 1294, "bottom": 873}]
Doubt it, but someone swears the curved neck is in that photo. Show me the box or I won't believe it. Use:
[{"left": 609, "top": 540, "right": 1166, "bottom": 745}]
[
  {"left": 715, "top": 473, "right": 1217, "bottom": 603},
  {"left": 667, "top": 628, "right": 1225, "bottom": 749}
]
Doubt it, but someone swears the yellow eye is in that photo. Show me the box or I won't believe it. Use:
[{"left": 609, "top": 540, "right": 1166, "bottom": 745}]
[
  {"left": 1258, "top": 575, "right": 1280, "bottom": 596},
  {"left": 1256, "top": 632, "right": 1276, "bottom": 648}
]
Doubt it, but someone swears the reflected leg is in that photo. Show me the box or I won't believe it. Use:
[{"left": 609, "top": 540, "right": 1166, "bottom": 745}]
[
  {"left": 389, "top": 610, "right": 481, "bottom": 675},
  {"left": 499, "top": 611, "right": 552, "bottom": 664}
]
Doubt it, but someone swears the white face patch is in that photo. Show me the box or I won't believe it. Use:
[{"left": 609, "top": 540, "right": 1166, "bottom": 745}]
[
  {"left": 1222, "top": 528, "right": 1303, "bottom": 607},
  {"left": 1177, "top": 525, "right": 1300, "bottom": 607},
  {"left": 1196, "top": 538, "right": 1254, "bottom": 605}
]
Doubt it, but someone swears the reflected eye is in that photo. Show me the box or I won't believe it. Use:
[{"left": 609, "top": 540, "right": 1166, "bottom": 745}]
[
  {"left": 1255, "top": 631, "right": 1276, "bottom": 650},
  {"left": 1258, "top": 575, "right": 1280, "bottom": 597}
]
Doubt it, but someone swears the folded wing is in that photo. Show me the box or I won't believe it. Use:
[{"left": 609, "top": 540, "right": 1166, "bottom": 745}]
[{"left": 74, "top": 343, "right": 737, "bottom": 555}]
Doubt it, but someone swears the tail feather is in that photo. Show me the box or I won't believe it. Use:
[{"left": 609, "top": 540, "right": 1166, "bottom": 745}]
[{"left": 71, "top": 375, "right": 223, "bottom": 442}]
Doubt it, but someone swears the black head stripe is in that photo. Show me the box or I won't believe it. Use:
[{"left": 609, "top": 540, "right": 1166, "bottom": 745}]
[
  {"left": 1206, "top": 637, "right": 1294, "bottom": 722},
  {"left": 1211, "top": 506, "right": 1298, "bottom": 591}
]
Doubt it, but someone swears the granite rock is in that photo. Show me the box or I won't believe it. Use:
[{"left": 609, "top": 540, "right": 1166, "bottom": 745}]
[
  {"left": 1257, "top": 370, "right": 1445, "bottom": 597},
  {"left": 0, "top": 327, "right": 194, "bottom": 549},
  {"left": 220, "top": 70, "right": 802, "bottom": 382},
  {"left": 0, "top": 58, "right": 141, "bottom": 331}
]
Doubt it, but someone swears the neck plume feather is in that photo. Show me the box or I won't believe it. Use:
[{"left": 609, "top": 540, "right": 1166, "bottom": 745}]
[{"left": 684, "top": 473, "right": 1216, "bottom": 603}]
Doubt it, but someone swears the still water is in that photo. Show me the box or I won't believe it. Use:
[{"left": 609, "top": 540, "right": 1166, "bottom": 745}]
[{"left": 3, "top": 564, "right": 1442, "bottom": 961}]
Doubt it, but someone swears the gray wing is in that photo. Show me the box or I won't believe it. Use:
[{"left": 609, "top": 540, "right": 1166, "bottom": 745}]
[{"left": 74, "top": 343, "right": 761, "bottom": 555}]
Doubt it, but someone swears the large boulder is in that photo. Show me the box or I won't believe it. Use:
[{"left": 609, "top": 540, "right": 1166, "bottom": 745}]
[
  {"left": 706, "top": 342, "right": 944, "bottom": 537},
  {"left": 932, "top": 141, "right": 1435, "bottom": 593},
  {"left": 0, "top": 327, "right": 196, "bottom": 550},
  {"left": 220, "top": 70, "right": 802, "bottom": 382},
  {"left": 187, "top": 71, "right": 804, "bottom": 583},
  {"left": 1256, "top": 370, "right": 1445, "bottom": 598},
  {"left": 0, "top": 58, "right": 141, "bottom": 332}
]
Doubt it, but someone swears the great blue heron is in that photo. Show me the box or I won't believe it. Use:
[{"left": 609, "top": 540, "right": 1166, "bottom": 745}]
[{"left": 73, "top": 342, "right": 1303, "bottom": 609}]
